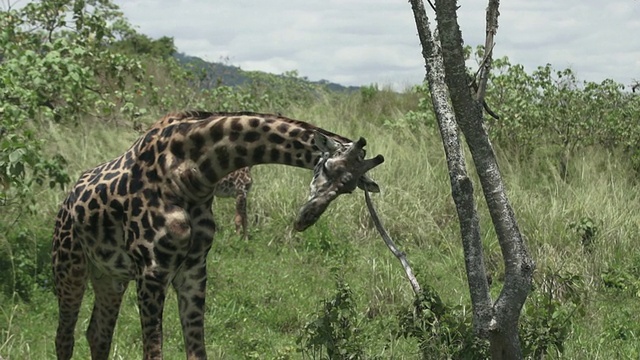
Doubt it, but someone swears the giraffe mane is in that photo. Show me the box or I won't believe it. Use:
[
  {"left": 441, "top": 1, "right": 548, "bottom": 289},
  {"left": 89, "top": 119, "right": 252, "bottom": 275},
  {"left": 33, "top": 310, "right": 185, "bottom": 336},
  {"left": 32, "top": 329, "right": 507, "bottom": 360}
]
[{"left": 157, "top": 110, "right": 354, "bottom": 145}]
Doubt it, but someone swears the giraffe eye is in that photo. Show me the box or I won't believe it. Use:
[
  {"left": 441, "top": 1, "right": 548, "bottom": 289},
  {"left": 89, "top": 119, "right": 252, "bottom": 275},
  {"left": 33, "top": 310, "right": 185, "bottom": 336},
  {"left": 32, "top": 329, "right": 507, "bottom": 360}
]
[{"left": 322, "top": 158, "right": 345, "bottom": 177}]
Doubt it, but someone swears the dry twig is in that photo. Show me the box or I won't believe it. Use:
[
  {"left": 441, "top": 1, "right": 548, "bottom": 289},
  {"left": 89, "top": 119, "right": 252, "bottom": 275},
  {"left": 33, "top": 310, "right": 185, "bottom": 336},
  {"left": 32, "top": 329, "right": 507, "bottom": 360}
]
[{"left": 364, "top": 190, "right": 421, "bottom": 296}]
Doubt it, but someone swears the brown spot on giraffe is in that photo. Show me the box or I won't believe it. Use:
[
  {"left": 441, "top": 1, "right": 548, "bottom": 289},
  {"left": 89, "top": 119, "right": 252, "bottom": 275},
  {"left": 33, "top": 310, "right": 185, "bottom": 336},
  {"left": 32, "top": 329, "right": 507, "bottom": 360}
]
[{"left": 51, "top": 111, "right": 383, "bottom": 360}]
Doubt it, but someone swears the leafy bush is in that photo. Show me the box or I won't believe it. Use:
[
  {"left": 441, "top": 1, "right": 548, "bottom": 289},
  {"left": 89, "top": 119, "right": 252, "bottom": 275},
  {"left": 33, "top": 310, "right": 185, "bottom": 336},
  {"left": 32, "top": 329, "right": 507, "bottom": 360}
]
[
  {"left": 242, "top": 70, "right": 326, "bottom": 112},
  {"left": 601, "top": 268, "right": 639, "bottom": 293},
  {"left": 520, "top": 292, "right": 578, "bottom": 359},
  {"left": 0, "top": 0, "right": 152, "bottom": 208},
  {"left": 396, "top": 284, "right": 488, "bottom": 359},
  {"left": 482, "top": 51, "right": 640, "bottom": 166},
  {"left": 394, "top": 272, "right": 585, "bottom": 360},
  {"left": 0, "top": 227, "right": 53, "bottom": 301},
  {"left": 601, "top": 259, "right": 640, "bottom": 296},
  {"left": 521, "top": 270, "right": 585, "bottom": 359},
  {"left": 297, "top": 277, "right": 365, "bottom": 359},
  {"left": 568, "top": 217, "right": 599, "bottom": 253},
  {"left": 383, "top": 85, "right": 435, "bottom": 133}
]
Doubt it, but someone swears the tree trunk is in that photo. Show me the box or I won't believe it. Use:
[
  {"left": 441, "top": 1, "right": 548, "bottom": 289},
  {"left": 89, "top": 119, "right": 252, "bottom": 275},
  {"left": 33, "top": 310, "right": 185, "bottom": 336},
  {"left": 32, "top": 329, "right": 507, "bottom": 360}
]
[{"left": 408, "top": 0, "right": 535, "bottom": 358}]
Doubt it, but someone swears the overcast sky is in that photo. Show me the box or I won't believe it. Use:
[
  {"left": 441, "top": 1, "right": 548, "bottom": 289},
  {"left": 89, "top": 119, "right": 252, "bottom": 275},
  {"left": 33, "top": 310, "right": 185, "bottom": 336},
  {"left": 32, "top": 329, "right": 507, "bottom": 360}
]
[{"left": 114, "top": 0, "right": 640, "bottom": 90}]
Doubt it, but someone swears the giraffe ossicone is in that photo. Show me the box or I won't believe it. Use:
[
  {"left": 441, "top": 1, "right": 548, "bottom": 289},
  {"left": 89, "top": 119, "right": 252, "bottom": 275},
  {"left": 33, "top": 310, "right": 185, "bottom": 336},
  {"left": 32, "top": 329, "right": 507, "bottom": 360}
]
[{"left": 51, "top": 111, "right": 383, "bottom": 360}]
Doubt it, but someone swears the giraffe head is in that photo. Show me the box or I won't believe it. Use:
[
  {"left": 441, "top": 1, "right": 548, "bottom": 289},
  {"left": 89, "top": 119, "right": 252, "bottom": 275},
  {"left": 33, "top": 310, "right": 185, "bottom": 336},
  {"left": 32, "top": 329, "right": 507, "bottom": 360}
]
[{"left": 294, "top": 133, "right": 384, "bottom": 231}]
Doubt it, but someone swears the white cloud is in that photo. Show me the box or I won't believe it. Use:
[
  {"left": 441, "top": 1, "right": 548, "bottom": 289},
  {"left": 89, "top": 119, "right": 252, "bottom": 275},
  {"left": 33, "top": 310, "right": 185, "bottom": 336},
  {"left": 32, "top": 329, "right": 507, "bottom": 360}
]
[{"left": 115, "top": 0, "right": 640, "bottom": 89}]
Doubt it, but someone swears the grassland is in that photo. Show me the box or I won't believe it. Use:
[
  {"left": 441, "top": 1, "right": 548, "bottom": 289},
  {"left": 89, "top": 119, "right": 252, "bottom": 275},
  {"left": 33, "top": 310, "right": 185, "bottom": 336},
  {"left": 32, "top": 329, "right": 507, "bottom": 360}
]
[{"left": 1, "top": 91, "right": 640, "bottom": 359}]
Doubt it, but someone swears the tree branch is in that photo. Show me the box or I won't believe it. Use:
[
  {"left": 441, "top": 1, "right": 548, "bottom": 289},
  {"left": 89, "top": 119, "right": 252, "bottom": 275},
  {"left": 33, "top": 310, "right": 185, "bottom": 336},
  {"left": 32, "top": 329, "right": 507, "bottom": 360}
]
[
  {"left": 408, "top": 0, "right": 535, "bottom": 357},
  {"left": 477, "top": 0, "right": 500, "bottom": 103},
  {"left": 433, "top": 0, "right": 534, "bottom": 357},
  {"left": 364, "top": 190, "right": 421, "bottom": 297},
  {"left": 426, "top": 0, "right": 436, "bottom": 12},
  {"left": 408, "top": 0, "right": 493, "bottom": 338}
]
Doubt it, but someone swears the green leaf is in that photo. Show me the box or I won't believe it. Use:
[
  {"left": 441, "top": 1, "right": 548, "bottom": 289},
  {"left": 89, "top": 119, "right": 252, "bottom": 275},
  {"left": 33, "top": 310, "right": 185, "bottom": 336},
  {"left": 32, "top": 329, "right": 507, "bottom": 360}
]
[{"left": 8, "top": 148, "right": 26, "bottom": 163}]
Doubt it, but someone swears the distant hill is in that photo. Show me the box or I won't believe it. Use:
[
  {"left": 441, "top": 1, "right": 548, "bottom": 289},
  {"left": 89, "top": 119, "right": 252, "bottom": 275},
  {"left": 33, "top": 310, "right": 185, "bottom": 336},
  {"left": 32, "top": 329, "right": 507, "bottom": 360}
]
[{"left": 174, "top": 53, "right": 360, "bottom": 92}]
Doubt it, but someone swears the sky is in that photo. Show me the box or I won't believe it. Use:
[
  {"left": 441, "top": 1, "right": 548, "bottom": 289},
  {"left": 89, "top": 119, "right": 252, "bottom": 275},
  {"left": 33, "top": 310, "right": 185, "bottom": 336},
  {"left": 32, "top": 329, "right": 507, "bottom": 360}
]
[{"left": 113, "top": 0, "right": 640, "bottom": 90}]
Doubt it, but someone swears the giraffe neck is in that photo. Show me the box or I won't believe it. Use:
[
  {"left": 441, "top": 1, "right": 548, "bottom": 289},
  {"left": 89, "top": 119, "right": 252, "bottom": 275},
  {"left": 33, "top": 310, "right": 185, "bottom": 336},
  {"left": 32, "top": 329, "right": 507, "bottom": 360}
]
[{"left": 157, "top": 112, "right": 351, "bottom": 202}]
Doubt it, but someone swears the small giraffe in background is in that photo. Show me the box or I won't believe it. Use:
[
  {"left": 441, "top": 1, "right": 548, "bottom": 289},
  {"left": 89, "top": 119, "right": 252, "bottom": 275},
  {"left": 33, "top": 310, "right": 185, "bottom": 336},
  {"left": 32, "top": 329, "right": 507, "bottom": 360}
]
[
  {"left": 212, "top": 166, "right": 252, "bottom": 240},
  {"left": 51, "top": 111, "right": 384, "bottom": 360}
]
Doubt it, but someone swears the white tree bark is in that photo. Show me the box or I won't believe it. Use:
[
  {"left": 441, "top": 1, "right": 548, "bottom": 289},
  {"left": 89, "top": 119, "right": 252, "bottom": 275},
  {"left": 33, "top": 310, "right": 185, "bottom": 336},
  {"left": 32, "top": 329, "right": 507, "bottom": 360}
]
[{"left": 407, "top": 0, "right": 535, "bottom": 358}]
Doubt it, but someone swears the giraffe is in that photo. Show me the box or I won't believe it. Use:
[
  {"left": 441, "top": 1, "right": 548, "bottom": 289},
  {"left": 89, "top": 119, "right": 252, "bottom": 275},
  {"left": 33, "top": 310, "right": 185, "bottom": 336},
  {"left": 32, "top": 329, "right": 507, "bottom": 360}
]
[
  {"left": 51, "top": 111, "right": 384, "bottom": 360},
  {"left": 212, "top": 166, "right": 252, "bottom": 240}
]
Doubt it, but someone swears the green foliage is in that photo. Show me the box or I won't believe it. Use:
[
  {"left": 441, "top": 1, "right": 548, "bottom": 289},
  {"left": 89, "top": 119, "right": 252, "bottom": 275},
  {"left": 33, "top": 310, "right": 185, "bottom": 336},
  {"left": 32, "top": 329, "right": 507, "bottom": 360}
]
[
  {"left": 601, "top": 258, "right": 640, "bottom": 296},
  {"left": 206, "top": 85, "right": 265, "bottom": 112},
  {"left": 297, "top": 276, "right": 365, "bottom": 359},
  {"left": 2, "top": 84, "right": 640, "bottom": 358},
  {"left": 481, "top": 50, "right": 640, "bottom": 167},
  {"left": 359, "top": 84, "right": 379, "bottom": 103},
  {"left": 112, "top": 33, "right": 176, "bottom": 59},
  {"left": 297, "top": 223, "right": 354, "bottom": 263},
  {"left": 2, "top": 6, "right": 640, "bottom": 359},
  {"left": 604, "top": 308, "right": 640, "bottom": 344},
  {"left": 521, "top": 292, "right": 576, "bottom": 359},
  {"left": 383, "top": 84, "right": 435, "bottom": 133},
  {"left": 396, "top": 272, "right": 585, "bottom": 360},
  {"left": 0, "top": 124, "right": 69, "bottom": 204},
  {"left": 140, "top": 59, "right": 323, "bottom": 116},
  {"left": 601, "top": 268, "right": 640, "bottom": 294},
  {"left": 568, "top": 217, "right": 599, "bottom": 253},
  {"left": 1, "top": 0, "right": 147, "bottom": 121},
  {"left": 242, "top": 70, "right": 325, "bottom": 112},
  {"left": 396, "top": 284, "right": 488, "bottom": 359},
  {"left": 0, "top": 227, "right": 53, "bottom": 301},
  {"left": 521, "top": 271, "right": 585, "bottom": 359},
  {"left": 0, "top": 0, "right": 150, "bottom": 210}
]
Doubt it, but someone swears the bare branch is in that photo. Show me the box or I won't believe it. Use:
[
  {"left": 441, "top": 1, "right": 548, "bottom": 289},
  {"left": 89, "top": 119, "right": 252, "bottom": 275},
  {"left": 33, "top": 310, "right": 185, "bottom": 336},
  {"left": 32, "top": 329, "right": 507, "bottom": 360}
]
[
  {"left": 365, "top": 190, "right": 421, "bottom": 297},
  {"left": 471, "top": 42, "right": 496, "bottom": 84},
  {"left": 477, "top": 0, "right": 500, "bottom": 103},
  {"left": 482, "top": 101, "right": 500, "bottom": 120},
  {"left": 469, "top": 75, "right": 500, "bottom": 120},
  {"left": 426, "top": 0, "right": 436, "bottom": 12}
]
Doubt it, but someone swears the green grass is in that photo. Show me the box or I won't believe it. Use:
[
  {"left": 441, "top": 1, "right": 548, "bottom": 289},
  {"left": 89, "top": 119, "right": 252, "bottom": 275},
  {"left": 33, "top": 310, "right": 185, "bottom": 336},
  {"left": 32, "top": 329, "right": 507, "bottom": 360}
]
[{"left": 2, "top": 92, "right": 640, "bottom": 359}]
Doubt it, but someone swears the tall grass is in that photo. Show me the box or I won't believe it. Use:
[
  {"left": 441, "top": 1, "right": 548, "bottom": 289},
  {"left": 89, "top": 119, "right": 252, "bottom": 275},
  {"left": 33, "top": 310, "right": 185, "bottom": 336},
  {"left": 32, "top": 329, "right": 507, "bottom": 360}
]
[{"left": 1, "top": 89, "right": 640, "bottom": 358}]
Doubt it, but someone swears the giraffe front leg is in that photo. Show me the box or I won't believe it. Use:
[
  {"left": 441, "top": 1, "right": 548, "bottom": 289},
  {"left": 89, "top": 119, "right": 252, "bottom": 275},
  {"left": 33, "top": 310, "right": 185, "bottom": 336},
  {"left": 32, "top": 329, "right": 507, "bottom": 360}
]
[
  {"left": 172, "top": 256, "right": 208, "bottom": 360},
  {"left": 137, "top": 272, "right": 169, "bottom": 360},
  {"left": 86, "top": 273, "right": 129, "bottom": 360}
]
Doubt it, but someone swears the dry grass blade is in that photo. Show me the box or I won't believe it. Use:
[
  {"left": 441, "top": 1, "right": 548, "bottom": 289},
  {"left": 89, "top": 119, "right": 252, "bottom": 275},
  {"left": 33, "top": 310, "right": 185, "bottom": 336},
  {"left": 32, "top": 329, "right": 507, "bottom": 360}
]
[{"left": 364, "top": 189, "right": 422, "bottom": 296}]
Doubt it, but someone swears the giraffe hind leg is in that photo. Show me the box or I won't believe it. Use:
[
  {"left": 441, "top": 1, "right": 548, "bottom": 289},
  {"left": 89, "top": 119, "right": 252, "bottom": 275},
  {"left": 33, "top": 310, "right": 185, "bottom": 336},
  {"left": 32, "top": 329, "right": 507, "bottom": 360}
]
[
  {"left": 234, "top": 190, "right": 248, "bottom": 240},
  {"left": 53, "top": 232, "right": 88, "bottom": 360},
  {"left": 86, "top": 272, "right": 129, "bottom": 360}
]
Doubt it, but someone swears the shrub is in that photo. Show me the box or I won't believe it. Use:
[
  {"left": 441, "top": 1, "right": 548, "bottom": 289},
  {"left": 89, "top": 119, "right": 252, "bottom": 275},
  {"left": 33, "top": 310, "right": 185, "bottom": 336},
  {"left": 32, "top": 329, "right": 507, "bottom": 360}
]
[{"left": 297, "top": 277, "right": 365, "bottom": 359}]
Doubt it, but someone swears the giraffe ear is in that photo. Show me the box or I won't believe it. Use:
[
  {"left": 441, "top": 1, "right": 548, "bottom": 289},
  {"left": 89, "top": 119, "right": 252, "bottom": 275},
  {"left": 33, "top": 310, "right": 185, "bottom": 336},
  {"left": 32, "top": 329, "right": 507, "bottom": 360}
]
[
  {"left": 357, "top": 174, "right": 381, "bottom": 193},
  {"left": 313, "top": 131, "right": 341, "bottom": 154}
]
